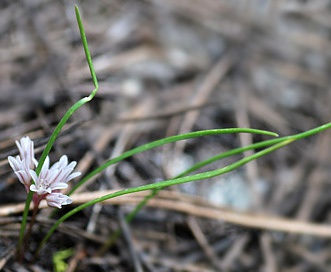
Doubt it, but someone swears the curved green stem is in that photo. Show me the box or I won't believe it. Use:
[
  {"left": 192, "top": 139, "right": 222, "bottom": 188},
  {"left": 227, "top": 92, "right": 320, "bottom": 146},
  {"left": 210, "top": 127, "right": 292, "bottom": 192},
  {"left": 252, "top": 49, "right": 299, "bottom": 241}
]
[
  {"left": 18, "top": 5, "right": 98, "bottom": 257},
  {"left": 97, "top": 132, "right": 285, "bottom": 253},
  {"left": 72, "top": 119, "right": 331, "bottom": 197},
  {"left": 98, "top": 120, "right": 331, "bottom": 251},
  {"left": 69, "top": 128, "right": 277, "bottom": 194},
  {"left": 128, "top": 121, "right": 331, "bottom": 216},
  {"left": 36, "top": 120, "right": 331, "bottom": 257},
  {"left": 35, "top": 138, "right": 292, "bottom": 257}
]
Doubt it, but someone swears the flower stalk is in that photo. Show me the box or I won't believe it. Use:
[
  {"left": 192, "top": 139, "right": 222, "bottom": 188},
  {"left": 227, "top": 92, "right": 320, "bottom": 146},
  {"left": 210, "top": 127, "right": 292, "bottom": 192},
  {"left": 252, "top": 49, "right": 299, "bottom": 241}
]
[{"left": 8, "top": 136, "right": 80, "bottom": 260}]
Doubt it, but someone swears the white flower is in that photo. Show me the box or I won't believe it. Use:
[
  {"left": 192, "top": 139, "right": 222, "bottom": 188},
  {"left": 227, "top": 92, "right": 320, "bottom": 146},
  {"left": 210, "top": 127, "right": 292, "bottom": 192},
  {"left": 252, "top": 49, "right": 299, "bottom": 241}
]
[
  {"left": 8, "top": 136, "right": 37, "bottom": 191},
  {"left": 16, "top": 136, "right": 36, "bottom": 169},
  {"left": 29, "top": 155, "right": 80, "bottom": 208},
  {"left": 48, "top": 155, "right": 81, "bottom": 183},
  {"left": 8, "top": 136, "right": 80, "bottom": 209},
  {"left": 30, "top": 157, "right": 67, "bottom": 195},
  {"left": 46, "top": 193, "right": 73, "bottom": 208}
]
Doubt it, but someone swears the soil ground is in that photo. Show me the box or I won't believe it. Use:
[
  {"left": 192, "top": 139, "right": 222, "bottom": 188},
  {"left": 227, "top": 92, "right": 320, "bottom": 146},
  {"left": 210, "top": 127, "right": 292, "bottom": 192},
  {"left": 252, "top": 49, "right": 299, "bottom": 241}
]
[{"left": 1, "top": 1, "right": 331, "bottom": 271}]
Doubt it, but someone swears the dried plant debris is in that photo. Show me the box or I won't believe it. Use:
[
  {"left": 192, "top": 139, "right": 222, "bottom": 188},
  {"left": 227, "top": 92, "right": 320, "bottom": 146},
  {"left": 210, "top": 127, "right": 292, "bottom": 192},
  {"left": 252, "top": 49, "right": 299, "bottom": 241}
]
[{"left": 1, "top": 0, "right": 331, "bottom": 271}]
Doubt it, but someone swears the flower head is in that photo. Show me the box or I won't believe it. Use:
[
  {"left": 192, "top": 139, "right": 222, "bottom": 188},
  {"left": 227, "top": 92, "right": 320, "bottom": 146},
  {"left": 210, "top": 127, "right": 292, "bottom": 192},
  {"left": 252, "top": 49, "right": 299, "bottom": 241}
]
[
  {"left": 29, "top": 155, "right": 81, "bottom": 208},
  {"left": 16, "top": 136, "right": 36, "bottom": 169},
  {"left": 8, "top": 136, "right": 37, "bottom": 192},
  {"left": 8, "top": 137, "right": 80, "bottom": 208}
]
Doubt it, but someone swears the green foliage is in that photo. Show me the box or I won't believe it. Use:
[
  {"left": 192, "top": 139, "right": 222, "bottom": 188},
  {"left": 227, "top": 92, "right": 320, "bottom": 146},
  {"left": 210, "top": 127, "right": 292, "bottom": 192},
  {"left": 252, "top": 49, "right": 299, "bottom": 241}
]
[
  {"left": 15, "top": 4, "right": 331, "bottom": 261},
  {"left": 52, "top": 248, "right": 74, "bottom": 272}
]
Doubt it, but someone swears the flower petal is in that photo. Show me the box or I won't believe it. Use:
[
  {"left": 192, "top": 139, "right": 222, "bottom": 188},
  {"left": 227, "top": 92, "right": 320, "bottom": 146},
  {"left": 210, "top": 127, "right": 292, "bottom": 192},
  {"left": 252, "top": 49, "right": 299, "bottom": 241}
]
[{"left": 46, "top": 193, "right": 72, "bottom": 209}]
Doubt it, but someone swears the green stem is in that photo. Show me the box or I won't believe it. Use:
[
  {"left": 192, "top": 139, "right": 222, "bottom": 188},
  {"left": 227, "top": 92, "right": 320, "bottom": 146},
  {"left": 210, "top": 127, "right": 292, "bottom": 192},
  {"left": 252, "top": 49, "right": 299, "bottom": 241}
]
[
  {"left": 97, "top": 135, "right": 284, "bottom": 253},
  {"left": 97, "top": 121, "right": 331, "bottom": 252},
  {"left": 35, "top": 138, "right": 293, "bottom": 257},
  {"left": 69, "top": 128, "right": 278, "bottom": 194},
  {"left": 71, "top": 120, "right": 331, "bottom": 197},
  {"left": 18, "top": 5, "right": 98, "bottom": 258},
  {"left": 72, "top": 121, "right": 331, "bottom": 254}
]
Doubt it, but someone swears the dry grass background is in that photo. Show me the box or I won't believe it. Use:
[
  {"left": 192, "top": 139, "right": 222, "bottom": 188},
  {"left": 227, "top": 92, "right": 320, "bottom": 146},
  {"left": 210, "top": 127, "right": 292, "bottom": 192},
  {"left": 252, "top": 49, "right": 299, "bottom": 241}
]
[{"left": 1, "top": 0, "right": 331, "bottom": 271}]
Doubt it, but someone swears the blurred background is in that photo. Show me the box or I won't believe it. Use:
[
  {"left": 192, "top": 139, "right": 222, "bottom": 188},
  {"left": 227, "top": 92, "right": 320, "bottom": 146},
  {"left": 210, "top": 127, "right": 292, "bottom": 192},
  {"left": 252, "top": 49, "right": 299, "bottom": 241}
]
[{"left": 1, "top": 0, "right": 331, "bottom": 271}]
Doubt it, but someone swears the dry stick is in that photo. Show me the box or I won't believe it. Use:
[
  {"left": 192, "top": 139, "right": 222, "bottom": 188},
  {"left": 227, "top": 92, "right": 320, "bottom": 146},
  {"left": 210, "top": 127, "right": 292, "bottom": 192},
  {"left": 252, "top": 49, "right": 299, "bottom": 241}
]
[
  {"left": 118, "top": 209, "right": 143, "bottom": 272},
  {"left": 3, "top": 190, "right": 331, "bottom": 238},
  {"left": 220, "top": 235, "right": 249, "bottom": 270},
  {"left": 260, "top": 233, "right": 277, "bottom": 272},
  {"left": 137, "top": 198, "right": 331, "bottom": 237},
  {"left": 187, "top": 216, "right": 221, "bottom": 270},
  {"left": 174, "top": 53, "right": 235, "bottom": 154},
  {"left": 287, "top": 243, "right": 329, "bottom": 269}
]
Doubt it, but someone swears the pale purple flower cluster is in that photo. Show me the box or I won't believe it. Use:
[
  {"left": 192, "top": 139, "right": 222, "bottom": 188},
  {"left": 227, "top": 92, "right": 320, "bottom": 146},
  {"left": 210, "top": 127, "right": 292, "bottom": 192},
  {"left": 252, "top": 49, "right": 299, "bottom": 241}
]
[{"left": 8, "top": 137, "right": 81, "bottom": 208}]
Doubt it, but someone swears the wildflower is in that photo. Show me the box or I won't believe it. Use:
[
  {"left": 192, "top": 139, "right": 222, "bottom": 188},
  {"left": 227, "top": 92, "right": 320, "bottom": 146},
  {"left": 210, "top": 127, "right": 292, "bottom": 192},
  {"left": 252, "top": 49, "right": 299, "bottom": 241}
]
[
  {"left": 8, "top": 137, "right": 80, "bottom": 209},
  {"left": 8, "top": 136, "right": 37, "bottom": 192},
  {"left": 45, "top": 193, "right": 73, "bottom": 209},
  {"left": 29, "top": 155, "right": 81, "bottom": 208}
]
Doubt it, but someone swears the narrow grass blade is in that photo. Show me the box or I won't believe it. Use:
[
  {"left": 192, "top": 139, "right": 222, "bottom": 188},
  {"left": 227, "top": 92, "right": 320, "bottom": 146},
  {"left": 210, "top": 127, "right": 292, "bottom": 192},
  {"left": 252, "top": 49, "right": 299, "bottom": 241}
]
[
  {"left": 69, "top": 128, "right": 277, "bottom": 194},
  {"left": 35, "top": 138, "right": 293, "bottom": 257},
  {"left": 18, "top": 5, "right": 98, "bottom": 255}
]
